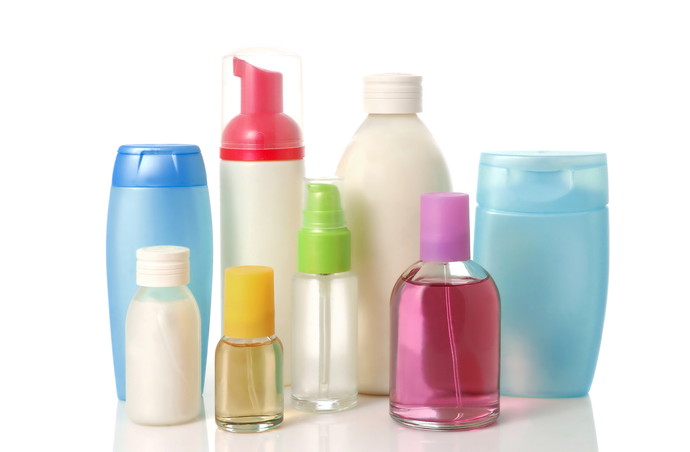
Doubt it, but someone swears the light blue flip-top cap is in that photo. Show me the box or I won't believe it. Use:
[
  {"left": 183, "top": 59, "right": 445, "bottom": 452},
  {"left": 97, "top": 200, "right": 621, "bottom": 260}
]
[
  {"left": 477, "top": 151, "right": 608, "bottom": 213},
  {"left": 112, "top": 144, "right": 208, "bottom": 187}
]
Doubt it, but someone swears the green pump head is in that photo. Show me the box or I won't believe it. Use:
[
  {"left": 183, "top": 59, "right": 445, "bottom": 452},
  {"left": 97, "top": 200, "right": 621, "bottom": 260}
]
[{"left": 298, "top": 180, "right": 351, "bottom": 274}]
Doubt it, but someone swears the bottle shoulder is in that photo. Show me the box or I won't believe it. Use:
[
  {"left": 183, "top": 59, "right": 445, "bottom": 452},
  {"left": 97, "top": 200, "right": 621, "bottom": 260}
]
[
  {"left": 293, "top": 271, "right": 357, "bottom": 282},
  {"left": 218, "top": 335, "right": 282, "bottom": 349},
  {"left": 132, "top": 286, "right": 196, "bottom": 303},
  {"left": 399, "top": 260, "right": 492, "bottom": 285},
  {"left": 350, "top": 114, "right": 435, "bottom": 141},
  {"left": 127, "top": 287, "right": 200, "bottom": 328},
  {"left": 336, "top": 120, "right": 450, "bottom": 184}
]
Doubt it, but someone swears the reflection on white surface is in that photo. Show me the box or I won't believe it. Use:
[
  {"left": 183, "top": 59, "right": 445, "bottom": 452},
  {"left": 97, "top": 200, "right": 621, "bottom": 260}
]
[
  {"left": 113, "top": 400, "right": 209, "bottom": 452},
  {"left": 214, "top": 394, "right": 396, "bottom": 452},
  {"left": 112, "top": 390, "right": 597, "bottom": 452},
  {"left": 212, "top": 393, "right": 597, "bottom": 451},
  {"left": 391, "top": 396, "right": 597, "bottom": 452},
  {"left": 497, "top": 396, "right": 598, "bottom": 452}
]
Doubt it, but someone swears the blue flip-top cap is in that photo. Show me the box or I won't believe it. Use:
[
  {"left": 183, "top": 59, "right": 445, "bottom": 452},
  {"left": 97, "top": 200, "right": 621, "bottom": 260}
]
[
  {"left": 477, "top": 151, "right": 608, "bottom": 213},
  {"left": 112, "top": 144, "right": 208, "bottom": 187}
]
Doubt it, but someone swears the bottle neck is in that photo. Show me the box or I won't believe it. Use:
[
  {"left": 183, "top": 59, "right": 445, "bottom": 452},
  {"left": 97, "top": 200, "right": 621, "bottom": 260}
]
[
  {"left": 367, "top": 112, "right": 419, "bottom": 117},
  {"left": 222, "top": 335, "right": 278, "bottom": 346},
  {"left": 134, "top": 285, "right": 192, "bottom": 301},
  {"left": 405, "top": 260, "right": 490, "bottom": 283}
]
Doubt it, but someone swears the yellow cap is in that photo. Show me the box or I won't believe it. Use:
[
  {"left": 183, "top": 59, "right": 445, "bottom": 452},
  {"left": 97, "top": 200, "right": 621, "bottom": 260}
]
[{"left": 224, "top": 266, "right": 275, "bottom": 338}]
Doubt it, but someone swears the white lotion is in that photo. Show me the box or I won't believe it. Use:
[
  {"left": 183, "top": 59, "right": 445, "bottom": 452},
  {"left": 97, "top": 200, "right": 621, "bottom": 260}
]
[
  {"left": 126, "top": 246, "right": 201, "bottom": 425},
  {"left": 336, "top": 74, "right": 452, "bottom": 395}
]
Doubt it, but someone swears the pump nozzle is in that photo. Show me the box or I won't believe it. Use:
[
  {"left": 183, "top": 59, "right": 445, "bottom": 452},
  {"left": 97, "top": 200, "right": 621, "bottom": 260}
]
[
  {"left": 234, "top": 57, "right": 283, "bottom": 114},
  {"left": 303, "top": 183, "right": 346, "bottom": 229},
  {"left": 221, "top": 54, "right": 303, "bottom": 160},
  {"left": 298, "top": 181, "right": 350, "bottom": 274}
]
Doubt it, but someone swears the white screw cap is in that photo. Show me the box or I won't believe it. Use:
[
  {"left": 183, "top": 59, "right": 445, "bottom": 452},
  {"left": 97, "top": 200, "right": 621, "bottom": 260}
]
[
  {"left": 136, "top": 246, "right": 190, "bottom": 287},
  {"left": 363, "top": 73, "right": 422, "bottom": 114}
]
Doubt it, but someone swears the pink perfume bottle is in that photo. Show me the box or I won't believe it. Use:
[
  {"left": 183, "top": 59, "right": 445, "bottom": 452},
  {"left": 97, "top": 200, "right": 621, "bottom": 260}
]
[{"left": 390, "top": 192, "right": 500, "bottom": 430}]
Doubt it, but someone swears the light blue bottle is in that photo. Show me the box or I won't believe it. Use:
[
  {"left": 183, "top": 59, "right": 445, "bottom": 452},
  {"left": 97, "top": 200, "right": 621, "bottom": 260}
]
[
  {"left": 474, "top": 151, "right": 608, "bottom": 397},
  {"left": 107, "top": 144, "right": 212, "bottom": 401}
]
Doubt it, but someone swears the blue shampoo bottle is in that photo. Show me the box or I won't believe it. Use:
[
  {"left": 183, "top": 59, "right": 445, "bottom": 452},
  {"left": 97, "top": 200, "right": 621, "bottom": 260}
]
[
  {"left": 107, "top": 144, "right": 212, "bottom": 400},
  {"left": 474, "top": 151, "right": 608, "bottom": 397}
]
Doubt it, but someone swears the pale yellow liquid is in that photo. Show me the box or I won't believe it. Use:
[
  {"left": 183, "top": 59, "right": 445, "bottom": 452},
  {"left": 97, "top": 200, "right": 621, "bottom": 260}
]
[{"left": 215, "top": 336, "right": 283, "bottom": 432}]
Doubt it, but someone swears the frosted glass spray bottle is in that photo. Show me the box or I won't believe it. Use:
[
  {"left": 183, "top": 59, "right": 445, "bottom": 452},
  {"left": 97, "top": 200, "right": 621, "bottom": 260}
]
[
  {"left": 126, "top": 246, "right": 201, "bottom": 425},
  {"left": 215, "top": 266, "right": 284, "bottom": 432},
  {"left": 220, "top": 49, "right": 303, "bottom": 384},
  {"left": 336, "top": 74, "right": 451, "bottom": 394},
  {"left": 292, "top": 178, "right": 358, "bottom": 412},
  {"left": 390, "top": 193, "right": 500, "bottom": 430},
  {"left": 107, "top": 144, "right": 212, "bottom": 401},
  {"left": 474, "top": 151, "right": 608, "bottom": 397}
]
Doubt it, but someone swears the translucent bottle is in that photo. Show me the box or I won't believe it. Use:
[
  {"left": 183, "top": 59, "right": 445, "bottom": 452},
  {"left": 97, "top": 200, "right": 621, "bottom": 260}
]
[
  {"left": 126, "top": 246, "right": 201, "bottom": 425},
  {"left": 390, "top": 193, "right": 500, "bottom": 430},
  {"left": 292, "top": 178, "right": 358, "bottom": 412},
  {"left": 107, "top": 144, "right": 212, "bottom": 401},
  {"left": 215, "top": 266, "right": 283, "bottom": 432},
  {"left": 474, "top": 151, "right": 609, "bottom": 397},
  {"left": 336, "top": 74, "right": 451, "bottom": 395}
]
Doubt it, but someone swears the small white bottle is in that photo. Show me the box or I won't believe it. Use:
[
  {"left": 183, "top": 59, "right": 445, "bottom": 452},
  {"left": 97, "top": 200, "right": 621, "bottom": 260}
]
[
  {"left": 126, "top": 246, "right": 201, "bottom": 425},
  {"left": 292, "top": 179, "right": 358, "bottom": 412},
  {"left": 336, "top": 74, "right": 452, "bottom": 395}
]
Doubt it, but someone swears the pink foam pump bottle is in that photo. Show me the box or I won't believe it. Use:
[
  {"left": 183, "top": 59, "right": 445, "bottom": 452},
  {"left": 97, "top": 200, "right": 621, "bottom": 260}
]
[
  {"left": 390, "top": 192, "right": 500, "bottom": 430},
  {"left": 220, "top": 49, "right": 304, "bottom": 383}
]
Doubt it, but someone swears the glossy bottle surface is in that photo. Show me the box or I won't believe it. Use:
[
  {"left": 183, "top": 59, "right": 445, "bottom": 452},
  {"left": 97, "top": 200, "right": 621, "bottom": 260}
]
[
  {"left": 336, "top": 113, "right": 451, "bottom": 394},
  {"left": 107, "top": 145, "right": 212, "bottom": 401},
  {"left": 126, "top": 286, "right": 201, "bottom": 425},
  {"left": 475, "top": 208, "right": 608, "bottom": 396},
  {"left": 390, "top": 261, "right": 500, "bottom": 430},
  {"left": 215, "top": 336, "right": 283, "bottom": 432},
  {"left": 292, "top": 272, "right": 358, "bottom": 412},
  {"left": 474, "top": 151, "right": 608, "bottom": 397}
]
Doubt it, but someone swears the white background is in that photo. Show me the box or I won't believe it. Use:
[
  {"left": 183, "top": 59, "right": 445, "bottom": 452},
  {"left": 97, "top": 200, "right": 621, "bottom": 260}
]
[{"left": 1, "top": 0, "right": 689, "bottom": 450}]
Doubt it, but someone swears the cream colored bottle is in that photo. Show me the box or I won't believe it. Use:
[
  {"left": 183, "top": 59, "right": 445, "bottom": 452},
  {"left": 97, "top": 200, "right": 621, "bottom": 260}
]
[{"left": 335, "top": 74, "right": 451, "bottom": 395}]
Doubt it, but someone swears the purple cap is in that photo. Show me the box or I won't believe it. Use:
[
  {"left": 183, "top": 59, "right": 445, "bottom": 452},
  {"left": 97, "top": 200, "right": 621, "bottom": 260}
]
[{"left": 420, "top": 193, "right": 470, "bottom": 262}]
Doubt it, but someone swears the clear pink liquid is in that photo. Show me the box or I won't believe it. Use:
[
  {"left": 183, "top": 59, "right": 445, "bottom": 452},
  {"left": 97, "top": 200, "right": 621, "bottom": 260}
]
[{"left": 390, "top": 271, "right": 500, "bottom": 430}]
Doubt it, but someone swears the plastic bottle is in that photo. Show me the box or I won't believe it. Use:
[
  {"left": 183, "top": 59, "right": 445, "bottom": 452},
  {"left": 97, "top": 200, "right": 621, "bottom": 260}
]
[
  {"left": 390, "top": 193, "right": 500, "bottom": 430},
  {"left": 215, "top": 266, "right": 284, "bottom": 433},
  {"left": 474, "top": 151, "right": 609, "bottom": 397},
  {"left": 220, "top": 49, "right": 303, "bottom": 383},
  {"left": 336, "top": 74, "right": 451, "bottom": 394},
  {"left": 107, "top": 144, "right": 212, "bottom": 401},
  {"left": 292, "top": 178, "right": 358, "bottom": 412},
  {"left": 126, "top": 246, "right": 201, "bottom": 425}
]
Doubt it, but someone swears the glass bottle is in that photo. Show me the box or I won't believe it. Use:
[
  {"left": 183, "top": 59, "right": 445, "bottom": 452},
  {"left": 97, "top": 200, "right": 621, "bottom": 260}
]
[
  {"left": 390, "top": 193, "right": 500, "bottom": 430},
  {"left": 292, "top": 179, "right": 358, "bottom": 412},
  {"left": 215, "top": 266, "right": 283, "bottom": 432},
  {"left": 126, "top": 246, "right": 201, "bottom": 425}
]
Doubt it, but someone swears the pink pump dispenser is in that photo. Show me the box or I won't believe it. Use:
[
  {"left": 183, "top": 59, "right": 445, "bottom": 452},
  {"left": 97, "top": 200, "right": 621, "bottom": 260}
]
[
  {"left": 221, "top": 57, "right": 303, "bottom": 161},
  {"left": 219, "top": 48, "right": 305, "bottom": 385},
  {"left": 236, "top": 57, "right": 282, "bottom": 113}
]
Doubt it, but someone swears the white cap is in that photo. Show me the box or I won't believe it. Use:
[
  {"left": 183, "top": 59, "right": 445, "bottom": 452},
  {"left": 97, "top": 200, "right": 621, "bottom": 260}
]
[
  {"left": 136, "top": 246, "right": 190, "bottom": 287},
  {"left": 363, "top": 73, "right": 422, "bottom": 114}
]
